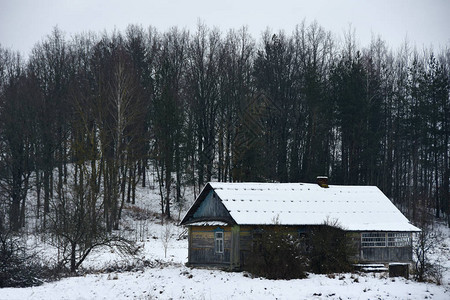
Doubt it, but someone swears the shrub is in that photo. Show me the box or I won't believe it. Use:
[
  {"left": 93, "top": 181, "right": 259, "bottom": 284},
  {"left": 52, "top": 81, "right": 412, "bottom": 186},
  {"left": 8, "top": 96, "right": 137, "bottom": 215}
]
[
  {"left": 308, "top": 222, "right": 356, "bottom": 274},
  {"left": 244, "top": 221, "right": 357, "bottom": 279},
  {"left": 244, "top": 227, "right": 308, "bottom": 279},
  {"left": 413, "top": 215, "right": 444, "bottom": 284},
  {"left": 0, "top": 230, "right": 44, "bottom": 287}
]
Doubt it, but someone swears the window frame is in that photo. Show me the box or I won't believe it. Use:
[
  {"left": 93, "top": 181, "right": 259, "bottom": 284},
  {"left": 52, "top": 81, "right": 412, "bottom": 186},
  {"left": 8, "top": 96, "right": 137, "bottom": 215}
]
[
  {"left": 214, "top": 228, "right": 224, "bottom": 254},
  {"left": 361, "top": 232, "right": 411, "bottom": 248},
  {"left": 361, "top": 232, "right": 387, "bottom": 247},
  {"left": 387, "top": 232, "right": 411, "bottom": 247}
]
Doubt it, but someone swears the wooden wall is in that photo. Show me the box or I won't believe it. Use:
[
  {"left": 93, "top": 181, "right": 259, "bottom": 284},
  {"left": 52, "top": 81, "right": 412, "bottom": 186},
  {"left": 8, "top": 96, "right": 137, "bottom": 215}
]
[
  {"left": 189, "top": 226, "right": 231, "bottom": 266},
  {"left": 360, "top": 246, "right": 412, "bottom": 262},
  {"left": 350, "top": 232, "right": 413, "bottom": 263},
  {"left": 192, "top": 190, "right": 232, "bottom": 221},
  {"left": 238, "top": 226, "right": 253, "bottom": 266},
  {"left": 187, "top": 225, "right": 414, "bottom": 269}
]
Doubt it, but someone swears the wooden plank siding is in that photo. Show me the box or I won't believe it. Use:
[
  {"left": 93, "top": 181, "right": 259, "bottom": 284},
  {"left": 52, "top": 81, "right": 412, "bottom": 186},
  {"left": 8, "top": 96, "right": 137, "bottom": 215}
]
[
  {"left": 189, "top": 226, "right": 232, "bottom": 266},
  {"left": 360, "top": 246, "right": 412, "bottom": 262},
  {"left": 188, "top": 225, "right": 309, "bottom": 268},
  {"left": 349, "top": 231, "right": 413, "bottom": 263},
  {"left": 238, "top": 226, "right": 253, "bottom": 267},
  {"left": 187, "top": 225, "right": 413, "bottom": 269},
  {"left": 193, "top": 191, "right": 230, "bottom": 219},
  {"left": 182, "top": 189, "right": 235, "bottom": 225}
]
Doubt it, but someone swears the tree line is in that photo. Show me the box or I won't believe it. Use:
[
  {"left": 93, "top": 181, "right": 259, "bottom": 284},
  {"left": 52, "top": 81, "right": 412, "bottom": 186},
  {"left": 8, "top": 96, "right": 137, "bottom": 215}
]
[{"left": 0, "top": 22, "right": 449, "bottom": 234}]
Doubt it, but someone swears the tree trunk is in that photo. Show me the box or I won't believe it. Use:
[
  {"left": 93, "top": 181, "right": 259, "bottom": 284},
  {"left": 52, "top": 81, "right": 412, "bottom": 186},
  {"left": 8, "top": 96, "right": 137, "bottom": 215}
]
[
  {"left": 127, "top": 165, "right": 132, "bottom": 204},
  {"left": 36, "top": 170, "right": 41, "bottom": 220},
  {"left": 70, "top": 241, "right": 77, "bottom": 273},
  {"left": 141, "top": 158, "right": 146, "bottom": 188},
  {"left": 165, "top": 159, "right": 172, "bottom": 219},
  {"left": 434, "top": 149, "right": 440, "bottom": 218}
]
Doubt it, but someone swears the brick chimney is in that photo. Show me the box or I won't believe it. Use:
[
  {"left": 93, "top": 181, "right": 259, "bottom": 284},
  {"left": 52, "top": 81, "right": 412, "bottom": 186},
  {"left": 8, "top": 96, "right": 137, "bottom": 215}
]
[{"left": 316, "top": 176, "right": 329, "bottom": 188}]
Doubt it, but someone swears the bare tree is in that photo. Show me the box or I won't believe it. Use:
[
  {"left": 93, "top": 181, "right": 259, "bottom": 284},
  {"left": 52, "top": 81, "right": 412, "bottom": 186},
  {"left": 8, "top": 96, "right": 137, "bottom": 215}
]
[
  {"left": 186, "top": 23, "right": 221, "bottom": 188},
  {"left": 48, "top": 163, "right": 138, "bottom": 273},
  {"left": 160, "top": 221, "right": 173, "bottom": 258},
  {"left": 413, "top": 207, "right": 444, "bottom": 283},
  {"left": 28, "top": 27, "right": 73, "bottom": 228},
  {"left": 0, "top": 49, "right": 38, "bottom": 231},
  {"left": 91, "top": 34, "right": 142, "bottom": 231},
  {"left": 152, "top": 27, "right": 188, "bottom": 219}
]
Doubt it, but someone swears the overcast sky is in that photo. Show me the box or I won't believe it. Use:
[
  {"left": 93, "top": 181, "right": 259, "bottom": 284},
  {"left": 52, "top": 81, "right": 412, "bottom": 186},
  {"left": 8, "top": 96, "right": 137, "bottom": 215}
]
[{"left": 1, "top": 0, "right": 449, "bottom": 57}]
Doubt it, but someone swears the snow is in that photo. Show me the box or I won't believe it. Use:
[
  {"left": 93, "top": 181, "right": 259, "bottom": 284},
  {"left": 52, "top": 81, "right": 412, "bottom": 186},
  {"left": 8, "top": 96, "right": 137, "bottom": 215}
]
[
  {"left": 1, "top": 180, "right": 448, "bottom": 300},
  {"left": 1, "top": 263, "right": 448, "bottom": 299},
  {"left": 208, "top": 182, "right": 421, "bottom": 232},
  {"left": 187, "top": 221, "right": 229, "bottom": 226}
]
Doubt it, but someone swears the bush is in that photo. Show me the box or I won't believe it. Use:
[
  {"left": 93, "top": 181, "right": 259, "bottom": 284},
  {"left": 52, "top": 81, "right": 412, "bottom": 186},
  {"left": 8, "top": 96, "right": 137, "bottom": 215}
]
[
  {"left": 244, "top": 227, "right": 308, "bottom": 279},
  {"left": 0, "top": 230, "right": 44, "bottom": 287},
  {"left": 413, "top": 216, "right": 444, "bottom": 284},
  {"left": 308, "top": 224, "right": 356, "bottom": 274},
  {"left": 244, "top": 222, "right": 356, "bottom": 279}
]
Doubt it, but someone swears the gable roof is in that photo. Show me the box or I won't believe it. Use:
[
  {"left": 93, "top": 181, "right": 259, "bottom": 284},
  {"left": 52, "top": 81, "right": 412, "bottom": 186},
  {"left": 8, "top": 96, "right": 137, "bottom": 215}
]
[{"left": 181, "top": 182, "right": 420, "bottom": 232}]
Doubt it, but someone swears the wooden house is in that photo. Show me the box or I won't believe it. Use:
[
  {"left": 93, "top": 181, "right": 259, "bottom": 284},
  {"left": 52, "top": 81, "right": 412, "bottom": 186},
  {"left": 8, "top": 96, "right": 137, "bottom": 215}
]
[{"left": 180, "top": 180, "right": 420, "bottom": 270}]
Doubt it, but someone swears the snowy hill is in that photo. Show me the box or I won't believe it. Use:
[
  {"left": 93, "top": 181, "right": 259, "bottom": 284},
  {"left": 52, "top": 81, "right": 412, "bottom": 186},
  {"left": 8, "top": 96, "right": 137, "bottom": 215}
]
[{"left": 1, "top": 184, "right": 449, "bottom": 300}]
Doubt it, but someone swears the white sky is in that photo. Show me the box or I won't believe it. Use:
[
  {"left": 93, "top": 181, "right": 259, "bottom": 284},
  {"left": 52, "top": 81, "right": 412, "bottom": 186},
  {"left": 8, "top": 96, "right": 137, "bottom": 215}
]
[{"left": 0, "top": 0, "right": 449, "bottom": 57}]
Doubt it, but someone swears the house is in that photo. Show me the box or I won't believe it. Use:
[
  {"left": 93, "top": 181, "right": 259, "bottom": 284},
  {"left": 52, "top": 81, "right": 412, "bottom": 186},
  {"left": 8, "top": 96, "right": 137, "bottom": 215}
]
[{"left": 180, "top": 179, "right": 421, "bottom": 270}]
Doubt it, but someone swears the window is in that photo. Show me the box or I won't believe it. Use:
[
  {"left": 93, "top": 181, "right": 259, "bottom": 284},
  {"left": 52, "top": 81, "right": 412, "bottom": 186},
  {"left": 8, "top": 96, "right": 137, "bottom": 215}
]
[
  {"left": 387, "top": 232, "right": 411, "bottom": 247},
  {"left": 298, "top": 227, "right": 309, "bottom": 238},
  {"left": 214, "top": 230, "right": 224, "bottom": 253},
  {"left": 297, "top": 228, "right": 311, "bottom": 252},
  {"left": 361, "top": 232, "right": 386, "bottom": 247},
  {"left": 252, "top": 232, "right": 263, "bottom": 253},
  {"left": 361, "top": 232, "right": 411, "bottom": 248}
]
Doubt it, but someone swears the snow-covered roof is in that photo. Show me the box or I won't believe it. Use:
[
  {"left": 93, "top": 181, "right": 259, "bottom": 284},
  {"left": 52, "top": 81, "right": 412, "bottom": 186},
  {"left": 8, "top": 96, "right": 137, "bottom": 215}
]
[
  {"left": 187, "top": 221, "right": 229, "bottom": 226},
  {"left": 204, "top": 182, "right": 420, "bottom": 232}
]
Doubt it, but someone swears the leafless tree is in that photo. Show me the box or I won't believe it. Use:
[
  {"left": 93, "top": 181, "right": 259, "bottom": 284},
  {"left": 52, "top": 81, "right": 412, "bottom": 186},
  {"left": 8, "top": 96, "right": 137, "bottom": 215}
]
[
  {"left": 160, "top": 221, "right": 173, "bottom": 258},
  {"left": 48, "top": 164, "right": 138, "bottom": 273},
  {"left": 413, "top": 207, "right": 444, "bottom": 283}
]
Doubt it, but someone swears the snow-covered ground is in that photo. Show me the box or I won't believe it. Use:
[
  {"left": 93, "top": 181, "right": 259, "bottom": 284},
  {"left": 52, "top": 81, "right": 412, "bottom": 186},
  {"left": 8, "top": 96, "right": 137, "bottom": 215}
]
[
  {"left": 2, "top": 265, "right": 448, "bottom": 300},
  {"left": 1, "top": 182, "right": 449, "bottom": 300}
]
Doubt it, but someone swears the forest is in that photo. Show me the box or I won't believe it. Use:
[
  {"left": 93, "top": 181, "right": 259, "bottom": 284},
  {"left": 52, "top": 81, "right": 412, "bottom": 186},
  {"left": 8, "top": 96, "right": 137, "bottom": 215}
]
[{"left": 0, "top": 21, "right": 449, "bottom": 239}]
